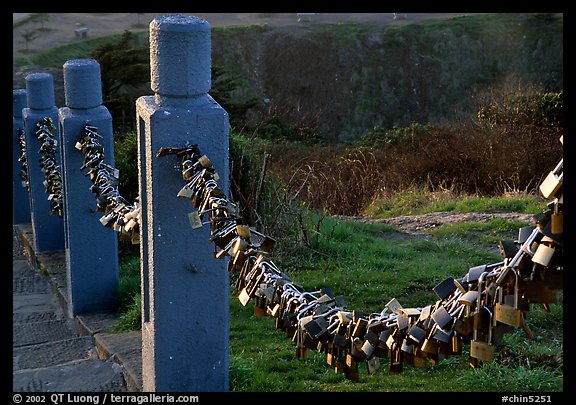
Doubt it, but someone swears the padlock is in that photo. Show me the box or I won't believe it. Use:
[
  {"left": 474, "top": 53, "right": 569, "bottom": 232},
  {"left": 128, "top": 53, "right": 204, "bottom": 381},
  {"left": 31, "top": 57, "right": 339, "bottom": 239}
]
[
  {"left": 550, "top": 207, "right": 563, "bottom": 235},
  {"left": 253, "top": 295, "right": 267, "bottom": 317},
  {"left": 401, "top": 338, "right": 414, "bottom": 365},
  {"left": 407, "top": 324, "right": 427, "bottom": 344},
  {"left": 539, "top": 159, "right": 563, "bottom": 199},
  {"left": 451, "top": 334, "right": 462, "bottom": 354},
  {"left": 498, "top": 239, "right": 518, "bottom": 260},
  {"left": 522, "top": 280, "right": 558, "bottom": 304},
  {"left": 385, "top": 298, "right": 403, "bottom": 314},
  {"left": 361, "top": 339, "right": 376, "bottom": 358},
  {"left": 469, "top": 307, "right": 495, "bottom": 363},
  {"left": 421, "top": 333, "right": 439, "bottom": 354},
  {"left": 351, "top": 317, "right": 368, "bottom": 338},
  {"left": 344, "top": 358, "right": 360, "bottom": 381},
  {"left": 431, "top": 305, "right": 453, "bottom": 330},
  {"left": 517, "top": 226, "right": 534, "bottom": 244},
  {"left": 389, "top": 347, "right": 403, "bottom": 373},
  {"left": 532, "top": 242, "right": 555, "bottom": 267},
  {"left": 494, "top": 271, "right": 523, "bottom": 328},
  {"left": 366, "top": 356, "right": 380, "bottom": 374},
  {"left": 396, "top": 313, "right": 409, "bottom": 330}
]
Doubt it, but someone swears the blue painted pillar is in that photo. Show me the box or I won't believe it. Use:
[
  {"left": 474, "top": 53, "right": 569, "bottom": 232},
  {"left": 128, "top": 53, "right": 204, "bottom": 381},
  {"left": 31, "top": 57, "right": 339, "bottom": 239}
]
[
  {"left": 137, "top": 15, "right": 230, "bottom": 392},
  {"left": 22, "top": 73, "right": 65, "bottom": 252},
  {"left": 13, "top": 89, "right": 31, "bottom": 224},
  {"left": 58, "top": 59, "right": 119, "bottom": 316}
]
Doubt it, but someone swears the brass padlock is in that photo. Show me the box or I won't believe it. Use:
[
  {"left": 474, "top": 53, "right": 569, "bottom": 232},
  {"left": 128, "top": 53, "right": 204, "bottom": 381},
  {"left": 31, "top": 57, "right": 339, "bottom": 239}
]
[
  {"left": 494, "top": 272, "right": 523, "bottom": 328},
  {"left": 451, "top": 334, "right": 462, "bottom": 354},
  {"left": 522, "top": 280, "right": 558, "bottom": 304},
  {"left": 389, "top": 348, "right": 403, "bottom": 373},
  {"left": 550, "top": 196, "right": 563, "bottom": 235},
  {"left": 469, "top": 307, "right": 495, "bottom": 363}
]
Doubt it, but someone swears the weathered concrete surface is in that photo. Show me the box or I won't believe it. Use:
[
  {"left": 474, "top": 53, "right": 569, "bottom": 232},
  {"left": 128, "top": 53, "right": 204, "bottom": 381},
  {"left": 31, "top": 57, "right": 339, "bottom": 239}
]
[{"left": 12, "top": 225, "right": 132, "bottom": 392}]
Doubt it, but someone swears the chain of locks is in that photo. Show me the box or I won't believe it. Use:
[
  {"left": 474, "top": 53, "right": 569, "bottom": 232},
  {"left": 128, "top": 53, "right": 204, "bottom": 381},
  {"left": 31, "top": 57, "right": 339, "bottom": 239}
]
[
  {"left": 17, "top": 128, "right": 30, "bottom": 192},
  {"left": 70, "top": 122, "right": 563, "bottom": 379},
  {"left": 158, "top": 136, "right": 562, "bottom": 380},
  {"left": 75, "top": 123, "right": 141, "bottom": 244},
  {"left": 36, "top": 117, "right": 64, "bottom": 218}
]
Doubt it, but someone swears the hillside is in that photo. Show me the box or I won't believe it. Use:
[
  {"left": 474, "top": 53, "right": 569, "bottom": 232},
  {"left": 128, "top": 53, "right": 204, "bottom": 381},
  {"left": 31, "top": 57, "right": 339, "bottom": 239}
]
[{"left": 211, "top": 13, "right": 563, "bottom": 141}]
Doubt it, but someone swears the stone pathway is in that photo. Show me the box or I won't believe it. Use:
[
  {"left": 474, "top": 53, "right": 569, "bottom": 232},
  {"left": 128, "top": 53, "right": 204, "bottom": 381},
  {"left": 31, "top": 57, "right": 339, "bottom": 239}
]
[{"left": 12, "top": 226, "right": 128, "bottom": 392}]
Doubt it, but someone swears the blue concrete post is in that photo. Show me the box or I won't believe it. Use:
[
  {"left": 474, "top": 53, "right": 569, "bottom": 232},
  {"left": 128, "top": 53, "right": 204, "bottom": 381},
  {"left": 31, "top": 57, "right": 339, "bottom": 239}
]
[
  {"left": 13, "top": 89, "right": 31, "bottom": 224},
  {"left": 136, "top": 15, "right": 230, "bottom": 392},
  {"left": 22, "top": 74, "right": 65, "bottom": 252},
  {"left": 58, "top": 59, "right": 119, "bottom": 316}
]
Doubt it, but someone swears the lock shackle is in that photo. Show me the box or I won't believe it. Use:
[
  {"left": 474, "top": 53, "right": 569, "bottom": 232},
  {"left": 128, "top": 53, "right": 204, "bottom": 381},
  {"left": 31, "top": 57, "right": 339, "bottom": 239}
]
[
  {"left": 496, "top": 228, "right": 540, "bottom": 286},
  {"left": 326, "top": 313, "right": 342, "bottom": 332},
  {"left": 296, "top": 303, "right": 317, "bottom": 321},
  {"left": 552, "top": 158, "right": 563, "bottom": 175},
  {"left": 475, "top": 271, "right": 490, "bottom": 311},
  {"left": 451, "top": 302, "right": 465, "bottom": 318},
  {"left": 472, "top": 306, "right": 493, "bottom": 342},
  {"left": 313, "top": 307, "right": 340, "bottom": 322},
  {"left": 444, "top": 289, "right": 463, "bottom": 308},
  {"left": 521, "top": 227, "right": 542, "bottom": 256}
]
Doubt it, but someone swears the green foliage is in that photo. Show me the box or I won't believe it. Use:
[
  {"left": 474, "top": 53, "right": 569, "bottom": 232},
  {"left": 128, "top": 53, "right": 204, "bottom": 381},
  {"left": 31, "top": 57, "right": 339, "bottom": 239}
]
[
  {"left": 211, "top": 65, "right": 259, "bottom": 129},
  {"left": 116, "top": 255, "right": 140, "bottom": 311},
  {"left": 477, "top": 91, "right": 563, "bottom": 130},
  {"left": 90, "top": 31, "right": 151, "bottom": 133},
  {"left": 249, "top": 116, "right": 322, "bottom": 144},
  {"left": 109, "top": 254, "right": 141, "bottom": 332},
  {"left": 113, "top": 131, "right": 139, "bottom": 204},
  {"left": 109, "top": 293, "right": 141, "bottom": 333},
  {"left": 360, "top": 122, "right": 428, "bottom": 147}
]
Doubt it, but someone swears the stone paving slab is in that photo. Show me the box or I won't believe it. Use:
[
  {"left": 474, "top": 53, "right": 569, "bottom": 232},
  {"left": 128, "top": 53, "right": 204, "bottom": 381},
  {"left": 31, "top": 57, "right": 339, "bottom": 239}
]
[
  {"left": 13, "top": 319, "right": 78, "bottom": 347},
  {"left": 94, "top": 331, "right": 143, "bottom": 392},
  {"left": 13, "top": 293, "right": 55, "bottom": 315},
  {"left": 13, "top": 224, "right": 137, "bottom": 392},
  {"left": 13, "top": 359, "right": 128, "bottom": 392},
  {"left": 13, "top": 336, "right": 95, "bottom": 371}
]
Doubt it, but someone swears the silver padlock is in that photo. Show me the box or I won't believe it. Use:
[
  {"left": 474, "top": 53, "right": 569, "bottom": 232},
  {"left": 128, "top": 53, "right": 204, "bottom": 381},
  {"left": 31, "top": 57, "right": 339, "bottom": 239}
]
[{"left": 532, "top": 240, "right": 555, "bottom": 267}]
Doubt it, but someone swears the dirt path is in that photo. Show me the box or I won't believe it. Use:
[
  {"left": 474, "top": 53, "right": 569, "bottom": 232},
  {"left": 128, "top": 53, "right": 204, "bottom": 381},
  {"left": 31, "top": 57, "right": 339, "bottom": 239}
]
[{"left": 336, "top": 211, "right": 535, "bottom": 236}]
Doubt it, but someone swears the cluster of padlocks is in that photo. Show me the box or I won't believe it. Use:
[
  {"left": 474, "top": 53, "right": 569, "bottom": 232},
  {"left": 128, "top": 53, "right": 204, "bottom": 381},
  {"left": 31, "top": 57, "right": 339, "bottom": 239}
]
[
  {"left": 17, "top": 128, "right": 29, "bottom": 192},
  {"left": 160, "top": 135, "right": 562, "bottom": 380},
  {"left": 75, "top": 123, "right": 141, "bottom": 243},
  {"left": 36, "top": 117, "right": 64, "bottom": 218}
]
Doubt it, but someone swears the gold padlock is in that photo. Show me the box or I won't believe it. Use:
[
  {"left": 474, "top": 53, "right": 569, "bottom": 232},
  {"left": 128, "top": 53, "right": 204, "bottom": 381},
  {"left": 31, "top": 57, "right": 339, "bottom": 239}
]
[
  {"left": 551, "top": 199, "right": 563, "bottom": 235},
  {"left": 494, "top": 272, "right": 523, "bottom": 328}
]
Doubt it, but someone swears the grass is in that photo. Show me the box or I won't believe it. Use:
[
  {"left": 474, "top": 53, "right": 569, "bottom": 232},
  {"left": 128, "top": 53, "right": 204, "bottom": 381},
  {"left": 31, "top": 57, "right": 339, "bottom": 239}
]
[
  {"left": 111, "top": 199, "right": 562, "bottom": 392},
  {"left": 363, "top": 187, "right": 545, "bottom": 218},
  {"left": 14, "top": 31, "right": 147, "bottom": 68},
  {"left": 428, "top": 218, "right": 532, "bottom": 247},
  {"left": 226, "top": 215, "right": 562, "bottom": 391}
]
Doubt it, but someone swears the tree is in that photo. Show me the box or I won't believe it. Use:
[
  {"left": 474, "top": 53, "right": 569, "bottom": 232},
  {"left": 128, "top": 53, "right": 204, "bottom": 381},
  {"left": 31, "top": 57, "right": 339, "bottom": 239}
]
[
  {"left": 21, "top": 30, "right": 39, "bottom": 52},
  {"left": 30, "top": 13, "right": 50, "bottom": 31},
  {"left": 91, "top": 30, "right": 258, "bottom": 134},
  {"left": 90, "top": 31, "right": 151, "bottom": 133}
]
